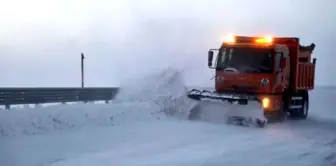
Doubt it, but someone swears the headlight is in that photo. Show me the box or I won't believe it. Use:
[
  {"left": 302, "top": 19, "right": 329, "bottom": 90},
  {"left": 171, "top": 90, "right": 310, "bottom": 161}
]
[{"left": 262, "top": 97, "right": 270, "bottom": 109}]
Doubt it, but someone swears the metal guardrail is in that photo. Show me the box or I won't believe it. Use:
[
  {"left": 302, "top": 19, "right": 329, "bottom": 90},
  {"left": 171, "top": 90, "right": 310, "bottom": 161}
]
[{"left": 0, "top": 87, "right": 119, "bottom": 109}]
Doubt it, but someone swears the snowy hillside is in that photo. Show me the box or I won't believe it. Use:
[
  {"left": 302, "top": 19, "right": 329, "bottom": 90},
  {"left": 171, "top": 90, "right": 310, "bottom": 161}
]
[{"left": 0, "top": 68, "right": 335, "bottom": 166}]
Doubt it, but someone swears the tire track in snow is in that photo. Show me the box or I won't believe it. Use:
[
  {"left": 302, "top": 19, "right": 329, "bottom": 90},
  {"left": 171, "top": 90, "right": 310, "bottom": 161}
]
[{"left": 322, "top": 138, "right": 336, "bottom": 166}]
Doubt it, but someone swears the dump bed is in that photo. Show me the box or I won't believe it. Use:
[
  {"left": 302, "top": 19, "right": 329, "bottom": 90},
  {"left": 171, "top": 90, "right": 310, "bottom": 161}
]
[
  {"left": 295, "top": 45, "right": 316, "bottom": 90},
  {"left": 273, "top": 37, "right": 316, "bottom": 91}
]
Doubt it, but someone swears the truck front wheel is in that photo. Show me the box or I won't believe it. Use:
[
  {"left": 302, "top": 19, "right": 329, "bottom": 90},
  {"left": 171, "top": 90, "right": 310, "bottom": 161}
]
[{"left": 264, "top": 101, "right": 286, "bottom": 122}]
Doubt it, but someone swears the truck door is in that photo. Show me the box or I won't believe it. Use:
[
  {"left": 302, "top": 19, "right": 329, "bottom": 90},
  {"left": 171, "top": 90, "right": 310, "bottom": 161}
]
[
  {"left": 274, "top": 52, "right": 288, "bottom": 92},
  {"left": 274, "top": 52, "right": 284, "bottom": 92}
]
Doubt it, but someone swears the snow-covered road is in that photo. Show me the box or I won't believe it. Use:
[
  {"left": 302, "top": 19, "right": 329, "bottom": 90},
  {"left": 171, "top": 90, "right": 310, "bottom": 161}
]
[
  {"left": 1, "top": 110, "right": 335, "bottom": 166},
  {"left": 0, "top": 69, "right": 335, "bottom": 166}
]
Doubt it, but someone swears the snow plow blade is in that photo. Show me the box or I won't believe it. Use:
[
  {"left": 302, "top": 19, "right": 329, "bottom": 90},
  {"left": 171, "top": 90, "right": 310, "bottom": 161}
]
[{"left": 186, "top": 89, "right": 267, "bottom": 128}]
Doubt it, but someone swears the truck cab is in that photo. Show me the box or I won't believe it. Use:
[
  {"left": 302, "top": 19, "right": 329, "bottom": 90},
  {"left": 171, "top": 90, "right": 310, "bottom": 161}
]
[{"left": 208, "top": 35, "right": 288, "bottom": 95}]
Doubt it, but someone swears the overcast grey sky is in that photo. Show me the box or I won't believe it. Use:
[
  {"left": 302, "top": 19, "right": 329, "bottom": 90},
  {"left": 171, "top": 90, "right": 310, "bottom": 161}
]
[{"left": 0, "top": 0, "right": 335, "bottom": 87}]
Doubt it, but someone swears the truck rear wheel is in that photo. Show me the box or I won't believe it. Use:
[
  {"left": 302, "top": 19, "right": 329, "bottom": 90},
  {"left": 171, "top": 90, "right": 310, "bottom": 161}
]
[
  {"left": 288, "top": 90, "right": 309, "bottom": 119},
  {"left": 300, "top": 99, "right": 309, "bottom": 119}
]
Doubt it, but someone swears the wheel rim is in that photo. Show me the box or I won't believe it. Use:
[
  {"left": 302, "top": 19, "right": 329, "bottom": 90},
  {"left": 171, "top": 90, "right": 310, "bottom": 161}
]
[{"left": 303, "top": 101, "right": 308, "bottom": 115}]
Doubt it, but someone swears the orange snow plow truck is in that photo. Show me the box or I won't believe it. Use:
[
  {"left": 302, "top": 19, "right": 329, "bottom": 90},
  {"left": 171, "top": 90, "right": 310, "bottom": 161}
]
[{"left": 187, "top": 34, "right": 316, "bottom": 127}]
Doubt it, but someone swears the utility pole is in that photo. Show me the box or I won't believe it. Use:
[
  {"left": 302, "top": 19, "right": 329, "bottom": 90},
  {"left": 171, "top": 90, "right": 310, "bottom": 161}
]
[{"left": 81, "top": 53, "right": 85, "bottom": 88}]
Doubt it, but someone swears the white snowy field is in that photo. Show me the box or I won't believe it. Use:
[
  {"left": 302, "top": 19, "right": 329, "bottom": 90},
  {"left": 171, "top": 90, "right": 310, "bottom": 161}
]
[{"left": 0, "top": 69, "right": 335, "bottom": 166}]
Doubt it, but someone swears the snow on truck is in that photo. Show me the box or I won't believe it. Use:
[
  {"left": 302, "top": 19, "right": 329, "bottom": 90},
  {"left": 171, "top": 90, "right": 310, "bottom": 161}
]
[{"left": 187, "top": 34, "right": 316, "bottom": 127}]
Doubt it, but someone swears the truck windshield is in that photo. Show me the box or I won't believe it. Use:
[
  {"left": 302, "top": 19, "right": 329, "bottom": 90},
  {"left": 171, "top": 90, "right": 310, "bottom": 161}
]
[{"left": 216, "top": 47, "right": 273, "bottom": 73}]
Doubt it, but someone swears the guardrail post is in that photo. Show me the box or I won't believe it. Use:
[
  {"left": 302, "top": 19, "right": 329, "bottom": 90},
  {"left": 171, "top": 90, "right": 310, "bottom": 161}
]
[
  {"left": 5, "top": 104, "right": 10, "bottom": 110},
  {"left": 81, "top": 53, "right": 85, "bottom": 88}
]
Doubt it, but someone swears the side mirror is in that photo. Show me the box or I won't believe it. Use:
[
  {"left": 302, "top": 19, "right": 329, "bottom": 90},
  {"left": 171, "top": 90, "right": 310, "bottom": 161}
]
[
  {"left": 280, "top": 57, "right": 286, "bottom": 69},
  {"left": 208, "top": 51, "right": 214, "bottom": 67}
]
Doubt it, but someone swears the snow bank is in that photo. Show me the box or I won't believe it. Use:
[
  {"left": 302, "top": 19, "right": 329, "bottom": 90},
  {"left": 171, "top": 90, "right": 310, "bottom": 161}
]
[
  {"left": 0, "top": 68, "right": 196, "bottom": 137},
  {"left": 0, "top": 102, "right": 161, "bottom": 137}
]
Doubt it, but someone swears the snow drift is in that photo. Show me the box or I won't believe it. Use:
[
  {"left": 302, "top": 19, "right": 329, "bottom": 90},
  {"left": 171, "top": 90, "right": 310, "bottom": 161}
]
[{"left": 0, "top": 68, "right": 196, "bottom": 137}]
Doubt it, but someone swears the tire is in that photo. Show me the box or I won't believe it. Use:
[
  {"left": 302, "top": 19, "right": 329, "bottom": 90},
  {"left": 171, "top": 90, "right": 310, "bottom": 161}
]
[
  {"left": 298, "top": 93, "right": 309, "bottom": 119},
  {"left": 278, "top": 101, "right": 287, "bottom": 122},
  {"left": 288, "top": 90, "right": 309, "bottom": 120}
]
